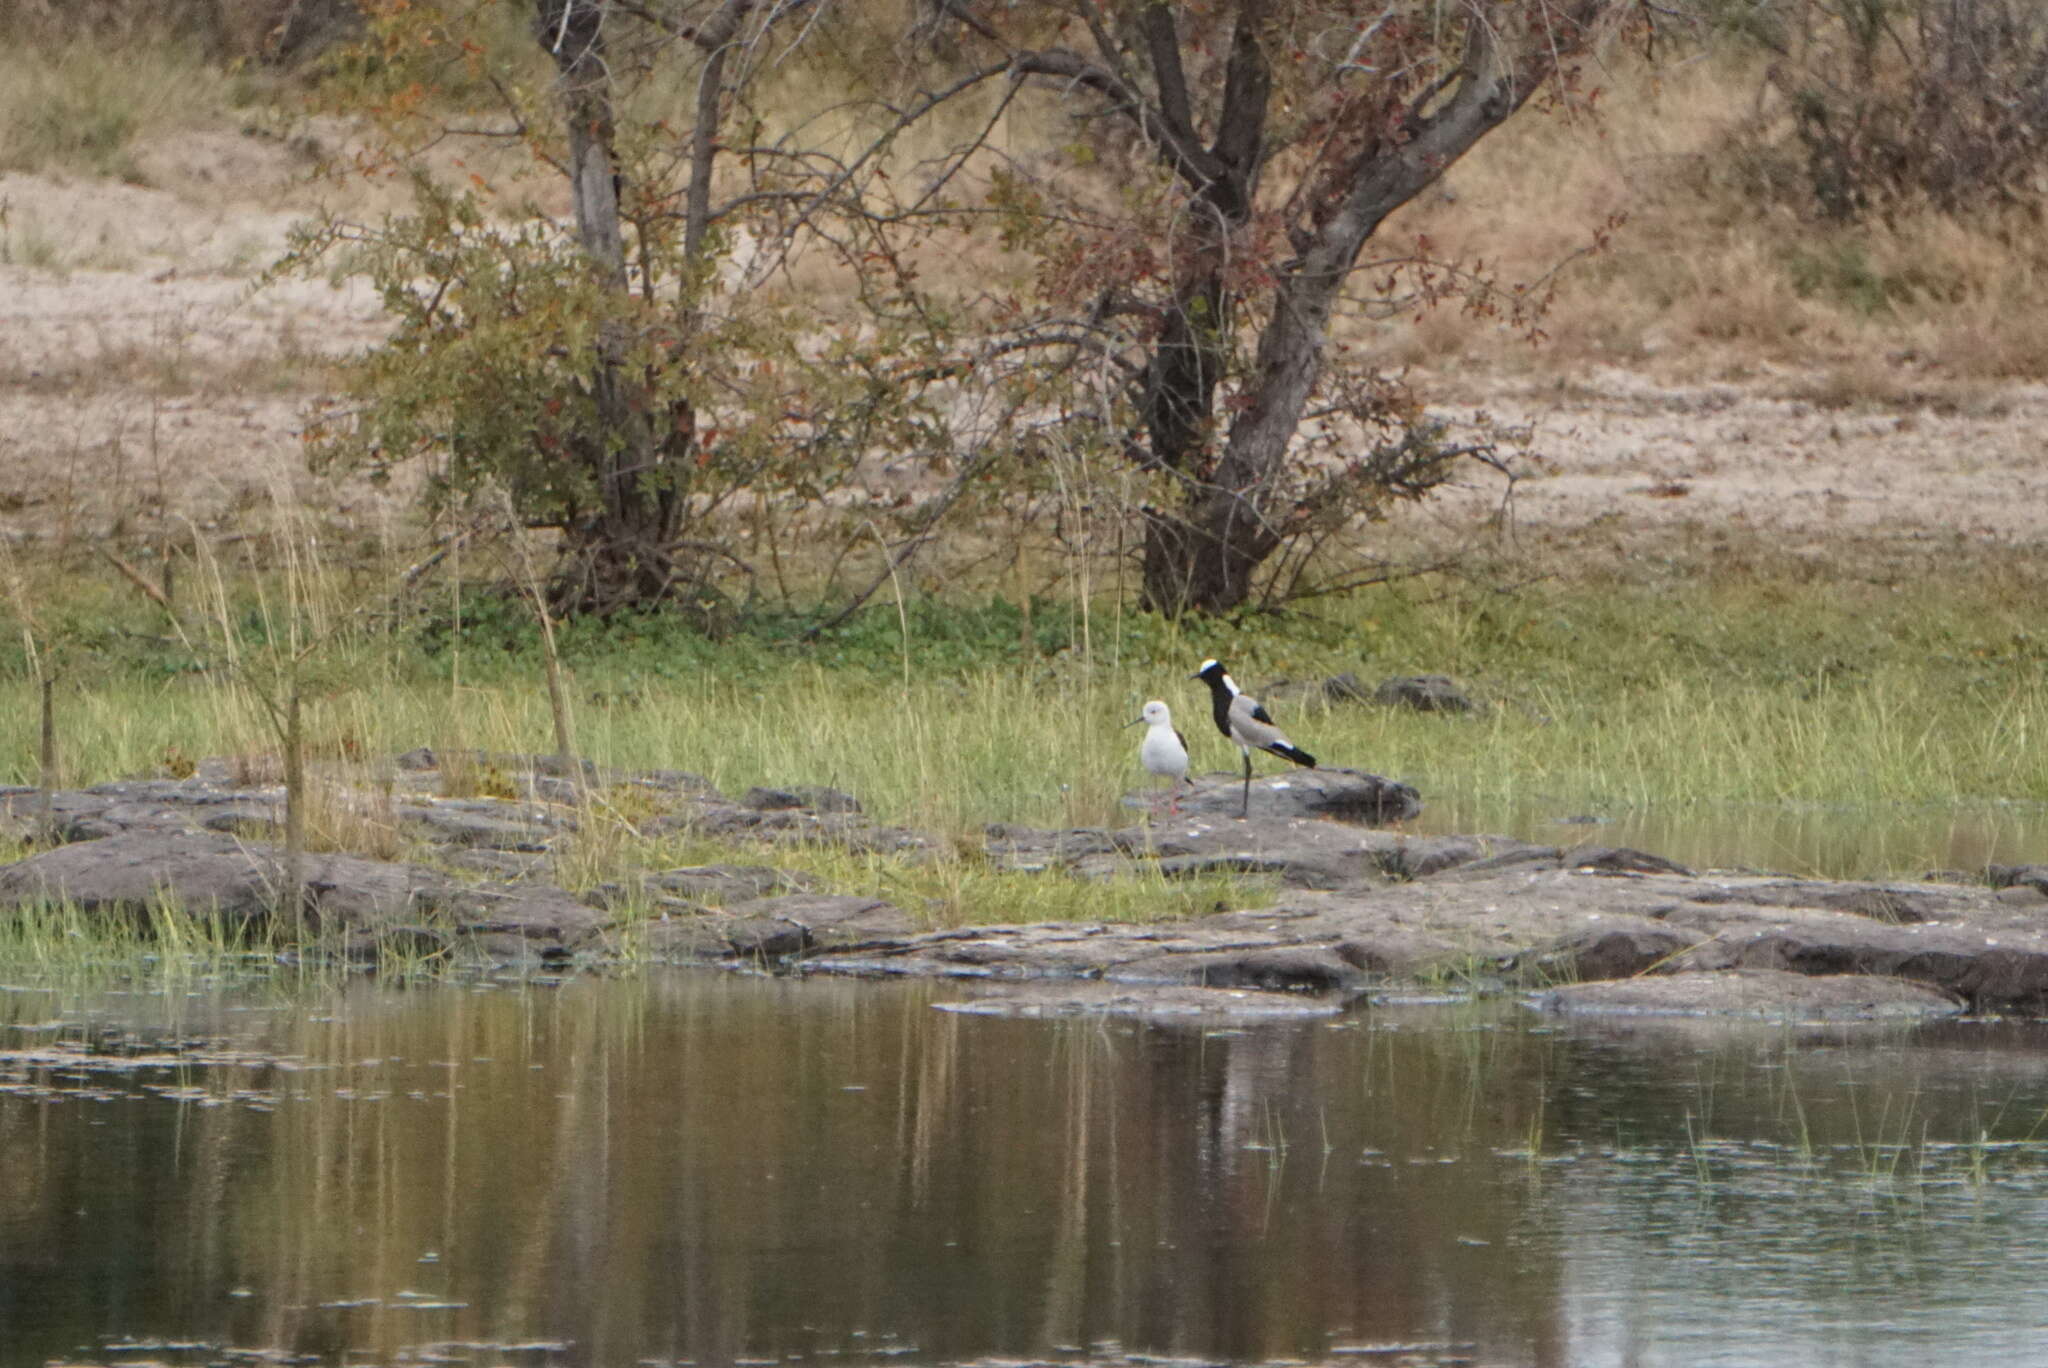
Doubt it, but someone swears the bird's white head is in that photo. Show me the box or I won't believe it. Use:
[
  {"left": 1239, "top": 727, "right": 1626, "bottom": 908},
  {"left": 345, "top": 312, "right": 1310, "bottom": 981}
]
[
  {"left": 1141, "top": 700, "right": 1171, "bottom": 726},
  {"left": 1192, "top": 658, "right": 1240, "bottom": 694}
]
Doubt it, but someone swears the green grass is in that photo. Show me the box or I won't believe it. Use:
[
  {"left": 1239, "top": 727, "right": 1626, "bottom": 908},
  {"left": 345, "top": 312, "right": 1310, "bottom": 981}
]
[
  {"left": 10, "top": 567, "right": 2048, "bottom": 821},
  {"left": 0, "top": 890, "right": 466, "bottom": 986},
  {"left": 0, "top": 892, "right": 269, "bottom": 977},
  {"left": 5, "top": 555, "right": 2048, "bottom": 959},
  {"left": 586, "top": 827, "right": 1274, "bottom": 938}
]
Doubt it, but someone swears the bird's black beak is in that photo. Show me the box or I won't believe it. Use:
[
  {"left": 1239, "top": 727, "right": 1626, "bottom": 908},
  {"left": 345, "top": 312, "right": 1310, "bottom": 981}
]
[{"left": 1123, "top": 716, "right": 1143, "bottom": 728}]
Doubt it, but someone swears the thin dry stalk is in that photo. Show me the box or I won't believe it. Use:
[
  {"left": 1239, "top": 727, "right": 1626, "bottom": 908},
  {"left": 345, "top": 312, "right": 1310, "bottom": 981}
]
[
  {"left": 282, "top": 686, "right": 305, "bottom": 934},
  {"left": 496, "top": 490, "right": 584, "bottom": 810},
  {"left": 38, "top": 675, "right": 56, "bottom": 830},
  {"left": 97, "top": 547, "right": 175, "bottom": 615}
]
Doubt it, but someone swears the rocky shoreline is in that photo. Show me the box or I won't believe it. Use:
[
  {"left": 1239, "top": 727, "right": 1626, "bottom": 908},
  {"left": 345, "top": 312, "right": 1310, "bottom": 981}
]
[{"left": 4, "top": 748, "right": 2045, "bottom": 1022}]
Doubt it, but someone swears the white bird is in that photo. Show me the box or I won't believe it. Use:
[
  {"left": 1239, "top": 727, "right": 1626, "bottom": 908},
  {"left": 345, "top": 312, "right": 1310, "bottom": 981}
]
[
  {"left": 1126, "top": 699, "right": 1191, "bottom": 815},
  {"left": 1190, "top": 658, "right": 1317, "bottom": 818}
]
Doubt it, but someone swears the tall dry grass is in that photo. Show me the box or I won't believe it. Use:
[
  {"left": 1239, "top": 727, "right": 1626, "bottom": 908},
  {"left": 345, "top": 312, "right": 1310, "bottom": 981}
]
[{"left": 1364, "top": 42, "right": 2048, "bottom": 389}]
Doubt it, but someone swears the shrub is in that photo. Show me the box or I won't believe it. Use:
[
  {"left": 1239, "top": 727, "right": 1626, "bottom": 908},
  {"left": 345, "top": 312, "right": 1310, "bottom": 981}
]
[{"left": 1736, "top": 0, "right": 2048, "bottom": 218}]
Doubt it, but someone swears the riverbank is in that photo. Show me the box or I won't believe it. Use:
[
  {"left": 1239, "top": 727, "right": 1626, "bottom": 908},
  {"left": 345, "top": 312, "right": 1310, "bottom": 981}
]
[{"left": 6, "top": 746, "right": 2044, "bottom": 1020}]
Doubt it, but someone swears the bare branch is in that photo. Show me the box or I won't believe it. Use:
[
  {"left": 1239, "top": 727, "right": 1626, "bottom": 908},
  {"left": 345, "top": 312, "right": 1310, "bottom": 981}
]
[
  {"left": 613, "top": 0, "right": 775, "bottom": 52},
  {"left": 1209, "top": 3, "right": 1270, "bottom": 178},
  {"left": 1142, "top": 4, "right": 1199, "bottom": 145},
  {"left": 1008, "top": 48, "right": 1222, "bottom": 195}
]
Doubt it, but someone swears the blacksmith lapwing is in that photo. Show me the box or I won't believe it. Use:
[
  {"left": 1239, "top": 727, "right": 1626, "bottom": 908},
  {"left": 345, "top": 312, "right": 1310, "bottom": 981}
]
[{"left": 1191, "top": 659, "right": 1316, "bottom": 818}]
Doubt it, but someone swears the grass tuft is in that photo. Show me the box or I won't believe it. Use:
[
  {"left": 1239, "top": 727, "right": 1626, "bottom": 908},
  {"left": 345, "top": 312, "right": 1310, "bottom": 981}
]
[{"left": 0, "top": 38, "right": 220, "bottom": 181}]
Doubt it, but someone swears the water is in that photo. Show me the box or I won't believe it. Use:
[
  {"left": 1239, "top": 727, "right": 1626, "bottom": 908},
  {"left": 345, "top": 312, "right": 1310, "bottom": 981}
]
[{"left": 8, "top": 972, "right": 2048, "bottom": 1368}]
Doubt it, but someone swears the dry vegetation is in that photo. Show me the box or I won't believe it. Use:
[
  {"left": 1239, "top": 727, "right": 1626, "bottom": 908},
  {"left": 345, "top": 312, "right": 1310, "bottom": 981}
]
[
  {"left": 0, "top": 4, "right": 2046, "bottom": 894},
  {"left": 0, "top": 8, "right": 2040, "bottom": 594},
  {"left": 1374, "top": 47, "right": 2048, "bottom": 392}
]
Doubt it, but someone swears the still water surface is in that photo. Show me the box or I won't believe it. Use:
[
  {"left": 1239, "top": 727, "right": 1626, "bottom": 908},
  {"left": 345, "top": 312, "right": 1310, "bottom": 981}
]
[{"left": 8, "top": 973, "right": 2048, "bottom": 1368}]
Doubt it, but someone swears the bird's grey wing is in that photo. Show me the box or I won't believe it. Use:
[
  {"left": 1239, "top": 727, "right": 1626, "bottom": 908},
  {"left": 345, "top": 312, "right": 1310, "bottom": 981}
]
[{"left": 1229, "top": 695, "right": 1289, "bottom": 748}]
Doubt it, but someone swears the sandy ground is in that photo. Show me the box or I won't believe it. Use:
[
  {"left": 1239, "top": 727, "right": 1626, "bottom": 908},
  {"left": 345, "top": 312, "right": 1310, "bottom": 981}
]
[
  {"left": 1417, "top": 367, "right": 2048, "bottom": 570},
  {"left": 3, "top": 125, "right": 2045, "bottom": 567}
]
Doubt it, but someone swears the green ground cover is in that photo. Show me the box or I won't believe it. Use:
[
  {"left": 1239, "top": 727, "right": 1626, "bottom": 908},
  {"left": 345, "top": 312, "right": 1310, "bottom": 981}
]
[{"left": 9, "top": 565, "right": 2046, "bottom": 829}]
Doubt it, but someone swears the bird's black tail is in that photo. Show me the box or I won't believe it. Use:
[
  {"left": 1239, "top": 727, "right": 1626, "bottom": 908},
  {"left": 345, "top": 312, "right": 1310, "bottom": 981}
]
[{"left": 1264, "top": 742, "right": 1316, "bottom": 769}]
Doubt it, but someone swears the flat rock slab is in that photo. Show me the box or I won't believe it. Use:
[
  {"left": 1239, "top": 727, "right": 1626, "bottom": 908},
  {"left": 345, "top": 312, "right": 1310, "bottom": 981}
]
[
  {"left": 1077, "top": 818, "right": 1555, "bottom": 889},
  {"left": 395, "top": 801, "right": 568, "bottom": 851},
  {"left": 1532, "top": 969, "right": 1964, "bottom": 1022},
  {"left": 803, "top": 863, "right": 2048, "bottom": 1014},
  {"left": 1161, "top": 767, "right": 1422, "bottom": 824},
  {"left": 632, "top": 892, "right": 916, "bottom": 962},
  {"left": 647, "top": 864, "right": 821, "bottom": 901},
  {"left": 934, "top": 982, "right": 1345, "bottom": 1020},
  {"left": 0, "top": 829, "right": 608, "bottom": 961},
  {"left": 12, "top": 754, "right": 2048, "bottom": 1016}
]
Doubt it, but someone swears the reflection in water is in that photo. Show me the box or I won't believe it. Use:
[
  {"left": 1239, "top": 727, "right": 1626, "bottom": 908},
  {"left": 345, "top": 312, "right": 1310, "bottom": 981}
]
[{"left": 6, "top": 975, "right": 2048, "bottom": 1367}]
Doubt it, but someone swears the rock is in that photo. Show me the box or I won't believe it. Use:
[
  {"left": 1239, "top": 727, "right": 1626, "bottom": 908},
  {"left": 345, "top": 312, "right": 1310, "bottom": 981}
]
[
  {"left": 1989, "top": 863, "right": 2048, "bottom": 895},
  {"left": 1260, "top": 673, "right": 1374, "bottom": 707},
  {"left": 741, "top": 785, "right": 861, "bottom": 814},
  {"left": 1372, "top": 674, "right": 1479, "bottom": 714},
  {"left": 1372, "top": 835, "right": 1535, "bottom": 881},
  {"left": 397, "top": 800, "right": 563, "bottom": 851},
  {"left": 632, "top": 915, "right": 737, "bottom": 960},
  {"left": 1655, "top": 895, "right": 2048, "bottom": 1013},
  {"left": 586, "top": 864, "right": 822, "bottom": 911},
  {"left": 801, "top": 860, "right": 2048, "bottom": 1014},
  {"left": 1435, "top": 845, "right": 1566, "bottom": 879},
  {"left": 669, "top": 803, "right": 926, "bottom": 855},
  {"left": 635, "top": 769, "right": 720, "bottom": 795},
  {"left": 646, "top": 864, "right": 819, "bottom": 902},
  {"left": 1, "top": 784, "right": 276, "bottom": 844},
  {"left": 440, "top": 849, "right": 554, "bottom": 880},
  {"left": 0, "top": 830, "right": 288, "bottom": 927},
  {"left": 1532, "top": 969, "right": 1963, "bottom": 1022},
  {"left": 628, "top": 892, "right": 913, "bottom": 965},
  {"left": 1093, "top": 816, "right": 1445, "bottom": 891},
  {"left": 1545, "top": 924, "right": 1702, "bottom": 981},
  {"left": 725, "top": 892, "right": 914, "bottom": 942},
  {"left": 23, "top": 749, "right": 2048, "bottom": 1018},
  {"left": 1685, "top": 879, "right": 1969, "bottom": 924},
  {"left": 435, "top": 885, "right": 609, "bottom": 961},
  {"left": 1154, "top": 851, "right": 1358, "bottom": 890},
  {"left": 1173, "top": 766, "right": 1421, "bottom": 824},
  {"left": 718, "top": 916, "right": 815, "bottom": 959},
  {"left": 198, "top": 804, "right": 288, "bottom": 837},
  {"left": 529, "top": 752, "right": 602, "bottom": 782},
  {"left": 0, "top": 828, "right": 607, "bottom": 962},
  {"left": 1566, "top": 846, "right": 1694, "bottom": 877},
  {"left": 1111, "top": 943, "right": 1368, "bottom": 993},
  {"left": 813, "top": 922, "right": 1199, "bottom": 982},
  {"left": 983, "top": 824, "right": 1123, "bottom": 871},
  {"left": 935, "top": 982, "right": 1345, "bottom": 1020},
  {"left": 32, "top": 813, "right": 123, "bottom": 844}
]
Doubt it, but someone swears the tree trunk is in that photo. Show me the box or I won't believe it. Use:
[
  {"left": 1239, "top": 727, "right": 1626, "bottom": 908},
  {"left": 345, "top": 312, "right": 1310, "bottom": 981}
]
[
  {"left": 1128, "top": 1, "right": 1267, "bottom": 614},
  {"left": 1145, "top": 245, "right": 1346, "bottom": 614},
  {"left": 536, "top": 0, "right": 687, "bottom": 614},
  {"left": 1139, "top": 9, "right": 1556, "bottom": 616}
]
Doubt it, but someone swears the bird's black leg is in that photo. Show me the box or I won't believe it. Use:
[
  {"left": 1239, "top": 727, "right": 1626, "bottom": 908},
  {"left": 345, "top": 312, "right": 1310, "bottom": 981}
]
[{"left": 1239, "top": 752, "right": 1251, "bottom": 819}]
